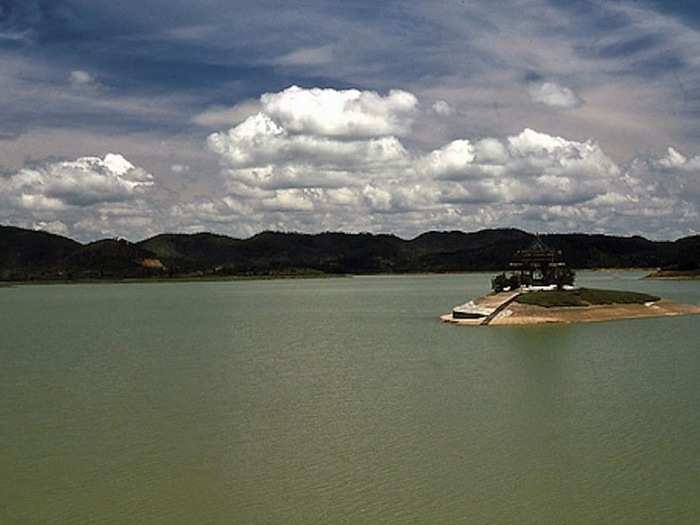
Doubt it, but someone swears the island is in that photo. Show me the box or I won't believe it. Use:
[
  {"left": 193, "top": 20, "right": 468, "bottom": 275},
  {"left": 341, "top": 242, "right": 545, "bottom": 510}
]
[{"left": 442, "top": 237, "right": 700, "bottom": 326}]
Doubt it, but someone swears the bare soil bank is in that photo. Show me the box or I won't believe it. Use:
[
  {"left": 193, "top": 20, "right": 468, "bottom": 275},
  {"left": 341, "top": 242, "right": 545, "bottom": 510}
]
[
  {"left": 489, "top": 300, "right": 700, "bottom": 325},
  {"left": 442, "top": 296, "right": 700, "bottom": 326}
]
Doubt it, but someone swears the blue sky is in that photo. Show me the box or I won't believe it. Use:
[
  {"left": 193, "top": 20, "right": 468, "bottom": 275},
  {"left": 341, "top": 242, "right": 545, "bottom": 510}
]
[{"left": 1, "top": 0, "right": 699, "bottom": 240}]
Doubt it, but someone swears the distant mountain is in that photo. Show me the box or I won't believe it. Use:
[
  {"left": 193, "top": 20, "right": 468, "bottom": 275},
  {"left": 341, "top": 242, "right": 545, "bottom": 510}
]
[
  {"left": 673, "top": 236, "right": 700, "bottom": 270},
  {"left": 1, "top": 224, "right": 699, "bottom": 281},
  {"left": 62, "top": 239, "right": 164, "bottom": 279},
  {"left": 0, "top": 226, "right": 81, "bottom": 280},
  {"left": 0, "top": 226, "right": 164, "bottom": 280},
  {"left": 541, "top": 234, "right": 680, "bottom": 269},
  {"left": 139, "top": 232, "right": 242, "bottom": 272}
]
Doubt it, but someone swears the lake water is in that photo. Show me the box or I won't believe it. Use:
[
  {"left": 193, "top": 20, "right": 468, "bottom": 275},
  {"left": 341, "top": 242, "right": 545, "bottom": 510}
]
[{"left": 2, "top": 272, "right": 700, "bottom": 524}]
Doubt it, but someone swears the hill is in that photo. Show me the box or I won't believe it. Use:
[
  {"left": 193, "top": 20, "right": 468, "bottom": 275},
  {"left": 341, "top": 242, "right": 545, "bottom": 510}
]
[
  {"left": 1, "top": 224, "right": 699, "bottom": 281},
  {"left": 63, "top": 239, "right": 165, "bottom": 279},
  {"left": 0, "top": 226, "right": 81, "bottom": 280}
]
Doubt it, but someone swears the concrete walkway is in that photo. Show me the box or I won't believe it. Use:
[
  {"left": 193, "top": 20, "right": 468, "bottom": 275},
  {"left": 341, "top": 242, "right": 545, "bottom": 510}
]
[
  {"left": 442, "top": 291, "right": 520, "bottom": 326},
  {"left": 479, "top": 292, "right": 521, "bottom": 325}
]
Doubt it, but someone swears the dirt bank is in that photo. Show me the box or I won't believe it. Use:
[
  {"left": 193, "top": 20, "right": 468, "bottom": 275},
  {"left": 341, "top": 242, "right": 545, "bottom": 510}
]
[{"left": 442, "top": 298, "right": 700, "bottom": 326}]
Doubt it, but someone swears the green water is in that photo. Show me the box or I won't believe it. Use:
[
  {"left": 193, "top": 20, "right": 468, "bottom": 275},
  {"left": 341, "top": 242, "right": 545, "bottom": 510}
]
[{"left": 2, "top": 272, "right": 700, "bottom": 524}]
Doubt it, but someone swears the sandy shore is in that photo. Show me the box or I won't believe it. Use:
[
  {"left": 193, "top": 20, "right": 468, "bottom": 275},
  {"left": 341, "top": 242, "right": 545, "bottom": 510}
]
[{"left": 442, "top": 299, "right": 700, "bottom": 326}]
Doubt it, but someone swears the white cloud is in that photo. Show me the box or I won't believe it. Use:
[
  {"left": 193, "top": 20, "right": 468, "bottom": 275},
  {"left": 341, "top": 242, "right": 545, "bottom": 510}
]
[
  {"left": 1, "top": 154, "right": 153, "bottom": 209},
  {"left": 69, "top": 70, "right": 97, "bottom": 88},
  {"left": 259, "top": 85, "right": 418, "bottom": 137},
  {"left": 654, "top": 147, "right": 700, "bottom": 172},
  {"left": 207, "top": 112, "right": 410, "bottom": 170},
  {"left": 33, "top": 220, "right": 69, "bottom": 236},
  {"left": 195, "top": 85, "right": 697, "bottom": 239},
  {"left": 5, "top": 1, "right": 700, "bottom": 242},
  {"left": 420, "top": 140, "right": 477, "bottom": 179},
  {"left": 432, "top": 100, "right": 453, "bottom": 116},
  {"left": 202, "top": 87, "right": 421, "bottom": 226},
  {"left": 420, "top": 128, "right": 619, "bottom": 205},
  {"left": 474, "top": 138, "right": 509, "bottom": 164},
  {"left": 0, "top": 30, "right": 31, "bottom": 43},
  {"left": 528, "top": 82, "right": 582, "bottom": 109},
  {"left": 626, "top": 147, "right": 700, "bottom": 205},
  {"left": 0, "top": 154, "right": 159, "bottom": 240},
  {"left": 273, "top": 45, "right": 334, "bottom": 66},
  {"left": 223, "top": 165, "right": 356, "bottom": 191},
  {"left": 3, "top": 83, "right": 698, "bottom": 241},
  {"left": 262, "top": 189, "right": 315, "bottom": 211}
]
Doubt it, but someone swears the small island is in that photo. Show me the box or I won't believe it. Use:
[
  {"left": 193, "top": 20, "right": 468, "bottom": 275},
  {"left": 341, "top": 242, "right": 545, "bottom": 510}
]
[{"left": 442, "top": 237, "right": 700, "bottom": 326}]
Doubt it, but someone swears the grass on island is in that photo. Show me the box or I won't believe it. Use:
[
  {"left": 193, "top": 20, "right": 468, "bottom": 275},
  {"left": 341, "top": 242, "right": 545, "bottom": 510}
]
[{"left": 515, "top": 288, "right": 660, "bottom": 308}]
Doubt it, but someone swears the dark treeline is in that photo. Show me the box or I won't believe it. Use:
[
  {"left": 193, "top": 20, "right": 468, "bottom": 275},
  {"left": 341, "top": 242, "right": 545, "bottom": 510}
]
[{"left": 1, "top": 225, "right": 698, "bottom": 281}]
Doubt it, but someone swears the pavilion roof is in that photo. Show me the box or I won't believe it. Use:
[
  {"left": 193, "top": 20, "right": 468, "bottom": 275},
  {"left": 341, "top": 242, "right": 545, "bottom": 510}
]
[{"left": 510, "top": 234, "right": 563, "bottom": 264}]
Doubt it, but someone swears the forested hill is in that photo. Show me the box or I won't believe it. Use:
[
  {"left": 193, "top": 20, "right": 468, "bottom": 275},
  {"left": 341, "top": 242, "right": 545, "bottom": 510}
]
[{"left": 1, "top": 224, "right": 698, "bottom": 281}]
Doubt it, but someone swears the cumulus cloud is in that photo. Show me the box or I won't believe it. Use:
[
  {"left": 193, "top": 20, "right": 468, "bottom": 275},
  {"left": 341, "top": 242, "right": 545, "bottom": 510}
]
[
  {"left": 0, "top": 154, "right": 158, "bottom": 240},
  {"left": 200, "top": 86, "right": 421, "bottom": 225},
  {"left": 258, "top": 85, "right": 418, "bottom": 138},
  {"left": 528, "top": 82, "right": 582, "bottom": 109},
  {"left": 1, "top": 153, "right": 153, "bottom": 209},
  {"left": 192, "top": 86, "right": 698, "bottom": 239},
  {"left": 3, "top": 85, "right": 698, "bottom": 241},
  {"left": 655, "top": 147, "right": 700, "bottom": 173},
  {"left": 419, "top": 128, "right": 619, "bottom": 205},
  {"left": 624, "top": 147, "right": 700, "bottom": 209},
  {"left": 208, "top": 113, "right": 409, "bottom": 171}
]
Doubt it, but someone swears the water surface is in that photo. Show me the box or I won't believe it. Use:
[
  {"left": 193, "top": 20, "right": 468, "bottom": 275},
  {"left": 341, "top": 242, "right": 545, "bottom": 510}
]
[{"left": 2, "top": 272, "right": 699, "bottom": 523}]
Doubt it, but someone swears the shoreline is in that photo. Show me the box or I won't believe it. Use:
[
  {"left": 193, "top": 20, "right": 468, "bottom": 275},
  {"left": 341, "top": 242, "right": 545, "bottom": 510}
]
[
  {"left": 1, "top": 267, "right": 661, "bottom": 287},
  {"left": 0, "top": 273, "right": 349, "bottom": 287},
  {"left": 644, "top": 273, "right": 700, "bottom": 281},
  {"left": 442, "top": 298, "right": 700, "bottom": 326},
  {"left": 493, "top": 299, "right": 700, "bottom": 325}
]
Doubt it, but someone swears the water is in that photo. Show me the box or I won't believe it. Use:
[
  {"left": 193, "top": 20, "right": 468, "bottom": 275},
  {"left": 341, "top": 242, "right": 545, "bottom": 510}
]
[{"left": 1, "top": 272, "right": 699, "bottom": 524}]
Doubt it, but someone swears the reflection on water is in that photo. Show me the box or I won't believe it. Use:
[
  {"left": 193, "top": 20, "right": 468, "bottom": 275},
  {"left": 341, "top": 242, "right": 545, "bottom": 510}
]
[{"left": 1, "top": 273, "right": 699, "bottom": 523}]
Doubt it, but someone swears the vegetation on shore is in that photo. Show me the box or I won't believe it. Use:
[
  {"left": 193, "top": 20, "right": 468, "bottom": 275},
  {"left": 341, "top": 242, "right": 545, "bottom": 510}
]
[
  {"left": 2, "top": 274, "right": 343, "bottom": 286},
  {"left": 645, "top": 269, "right": 700, "bottom": 280},
  {"left": 2, "top": 224, "right": 698, "bottom": 282},
  {"left": 515, "top": 288, "right": 660, "bottom": 308}
]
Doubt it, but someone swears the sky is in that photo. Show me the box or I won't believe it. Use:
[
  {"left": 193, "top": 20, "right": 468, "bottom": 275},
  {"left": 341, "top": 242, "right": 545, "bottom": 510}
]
[{"left": 0, "top": 0, "right": 699, "bottom": 241}]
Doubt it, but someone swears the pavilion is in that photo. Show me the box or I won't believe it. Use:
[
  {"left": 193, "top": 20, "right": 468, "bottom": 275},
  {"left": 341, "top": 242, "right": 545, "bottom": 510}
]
[{"left": 491, "top": 235, "right": 575, "bottom": 292}]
